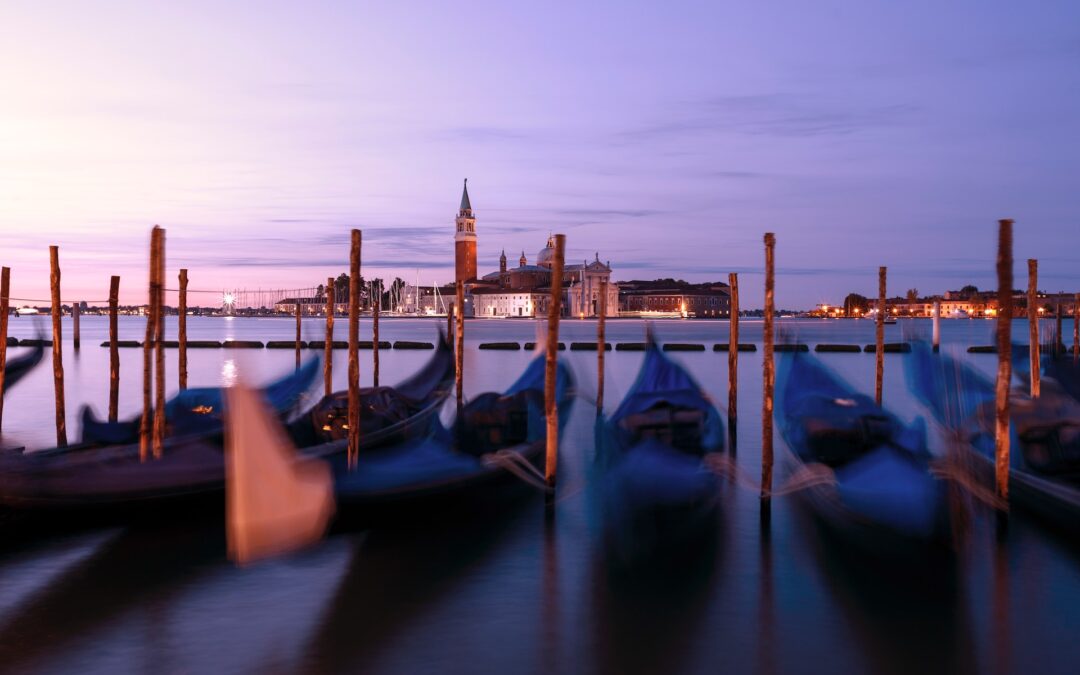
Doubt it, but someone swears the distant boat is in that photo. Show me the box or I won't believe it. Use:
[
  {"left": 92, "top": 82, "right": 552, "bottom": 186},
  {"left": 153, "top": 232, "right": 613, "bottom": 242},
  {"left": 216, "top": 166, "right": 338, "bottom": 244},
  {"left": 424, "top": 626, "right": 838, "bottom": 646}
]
[
  {"left": 14, "top": 307, "right": 38, "bottom": 316},
  {"left": 883, "top": 317, "right": 897, "bottom": 325}
]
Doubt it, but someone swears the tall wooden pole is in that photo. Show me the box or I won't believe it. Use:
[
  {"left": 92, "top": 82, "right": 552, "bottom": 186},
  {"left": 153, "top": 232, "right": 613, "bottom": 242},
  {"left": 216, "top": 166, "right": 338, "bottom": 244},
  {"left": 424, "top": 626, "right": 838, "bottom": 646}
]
[
  {"left": 545, "top": 234, "right": 566, "bottom": 492},
  {"left": 49, "top": 246, "right": 67, "bottom": 447},
  {"left": 762, "top": 234, "right": 776, "bottom": 500},
  {"left": 932, "top": 300, "right": 941, "bottom": 353},
  {"left": 140, "top": 234, "right": 154, "bottom": 460},
  {"left": 295, "top": 293, "right": 302, "bottom": 371},
  {"left": 108, "top": 276, "right": 120, "bottom": 422},
  {"left": 347, "top": 229, "right": 361, "bottom": 469},
  {"left": 447, "top": 303, "right": 454, "bottom": 355},
  {"left": 1074, "top": 293, "right": 1079, "bottom": 364},
  {"left": 72, "top": 302, "right": 80, "bottom": 349},
  {"left": 0, "top": 267, "right": 9, "bottom": 432},
  {"left": 455, "top": 280, "right": 465, "bottom": 413},
  {"left": 1027, "top": 259, "right": 1040, "bottom": 398},
  {"left": 875, "top": 267, "right": 886, "bottom": 406},
  {"left": 995, "top": 220, "right": 1014, "bottom": 502},
  {"left": 152, "top": 227, "right": 166, "bottom": 459},
  {"left": 372, "top": 281, "right": 380, "bottom": 387},
  {"left": 178, "top": 269, "right": 188, "bottom": 389},
  {"left": 1055, "top": 300, "right": 1064, "bottom": 358},
  {"left": 728, "top": 272, "right": 739, "bottom": 449},
  {"left": 596, "top": 279, "right": 607, "bottom": 416},
  {"left": 324, "top": 276, "right": 334, "bottom": 397}
]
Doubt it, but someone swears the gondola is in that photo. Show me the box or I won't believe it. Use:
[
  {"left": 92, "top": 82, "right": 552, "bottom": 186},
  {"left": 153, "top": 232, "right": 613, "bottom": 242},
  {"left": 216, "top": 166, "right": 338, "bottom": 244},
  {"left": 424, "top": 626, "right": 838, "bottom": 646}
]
[
  {"left": 1, "top": 341, "right": 44, "bottom": 394},
  {"left": 327, "top": 352, "right": 574, "bottom": 517},
  {"left": 0, "top": 337, "right": 454, "bottom": 511},
  {"left": 79, "top": 356, "right": 322, "bottom": 445},
  {"left": 593, "top": 340, "right": 724, "bottom": 564},
  {"left": 777, "top": 349, "right": 952, "bottom": 564},
  {"left": 906, "top": 341, "right": 1080, "bottom": 534}
]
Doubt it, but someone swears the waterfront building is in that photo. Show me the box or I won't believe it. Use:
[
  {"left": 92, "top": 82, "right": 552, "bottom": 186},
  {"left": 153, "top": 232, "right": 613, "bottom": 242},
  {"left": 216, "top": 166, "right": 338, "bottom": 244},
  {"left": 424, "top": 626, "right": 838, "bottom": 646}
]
[{"left": 618, "top": 280, "right": 730, "bottom": 318}]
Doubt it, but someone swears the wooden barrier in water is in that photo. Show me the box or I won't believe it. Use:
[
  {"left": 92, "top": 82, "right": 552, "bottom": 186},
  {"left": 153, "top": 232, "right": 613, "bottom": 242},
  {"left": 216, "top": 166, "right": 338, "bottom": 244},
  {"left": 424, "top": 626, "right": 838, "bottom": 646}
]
[
  {"left": 108, "top": 276, "right": 120, "bottom": 421},
  {"left": 325, "top": 276, "right": 334, "bottom": 397},
  {"left": 662, "top": 343, "right": 705, "bottom": 351},
  {"left": 0, "top": 267, "right": 9, "bottom": 432},
  {"left": 597, "top": 279, "right": 607, "bottom": 416},
  {"left": 815, "top": 344, "right": 861, "bottom": 353},
  {"left": 393, "top": 341, "right": 434, "bottom": 350},
  {"left": 864, "top": 342, "right": 911, "bottom": 353},
  {"left": 479, "top": 342, "right": 521, "bottom": 350},
  {"left": 614, "top": 342, "right": 644, "bottom": 351},
  {"left": 762, "top": 232, "right": 775, "bottom": 501},
  {"left": 545, "top": 233, "right": 566, "bottom": 496},
  {"left": 875, "top": 266, "right": 886, "bottom": 406},
  {"left": 222, "top": 340, "right": 264, "bottom": 348},
  {"left": 995, "top": 219, "right": 1014, "bottom": 502},
  {"left": 728, "top": 272, "right": 739, "bottom": 448},
  {"left": 1028, "top": 259, "right": 1040, "bottom": 398},
  {"left": 347, "top": 229, "right": 361, "bottom": 469},
  {"left": 152, "top": 227, "right": 166, "bottom": 459},
  {"left": 178, "top": 269, "right": 188, "bottom": 389},
  {"left": 49, "top": 246, "right": 67, "bottom": 447}
]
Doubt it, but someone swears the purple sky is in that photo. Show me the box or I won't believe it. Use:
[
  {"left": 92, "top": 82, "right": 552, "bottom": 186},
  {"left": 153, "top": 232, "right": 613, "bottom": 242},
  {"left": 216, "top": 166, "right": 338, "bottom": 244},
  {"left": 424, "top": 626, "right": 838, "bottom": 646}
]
[{"left": 2, "top": 1, "right": 1079, "bottom": 308}]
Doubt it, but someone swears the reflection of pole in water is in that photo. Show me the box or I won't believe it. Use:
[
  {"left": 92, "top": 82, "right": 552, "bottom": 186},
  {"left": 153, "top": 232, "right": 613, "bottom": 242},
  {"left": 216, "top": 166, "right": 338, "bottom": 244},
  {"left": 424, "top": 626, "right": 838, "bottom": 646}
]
[
  {"left": 541, "top": 520, "right": 560, "bottom": 675},
  {"left": 991, "top": 528, "right": 1010, "bottom": 675},
  {"left": 756, "top": 505, "right": 775, "bottom": 675}
]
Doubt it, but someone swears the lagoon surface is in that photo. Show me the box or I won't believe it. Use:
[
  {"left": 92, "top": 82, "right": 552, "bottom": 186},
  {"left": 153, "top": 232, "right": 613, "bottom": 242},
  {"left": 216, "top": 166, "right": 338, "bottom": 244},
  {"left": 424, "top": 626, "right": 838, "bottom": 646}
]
[{"left": 1, "top": 316, "right": 1078, "bottom": 674}]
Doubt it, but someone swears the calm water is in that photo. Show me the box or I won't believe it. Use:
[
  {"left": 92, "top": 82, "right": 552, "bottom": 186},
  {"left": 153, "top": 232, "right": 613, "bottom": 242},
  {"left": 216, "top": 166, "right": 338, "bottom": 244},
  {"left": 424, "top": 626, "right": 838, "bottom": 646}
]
[{"left": 1, "top": 316, "right": 1078, "bottom": 674}]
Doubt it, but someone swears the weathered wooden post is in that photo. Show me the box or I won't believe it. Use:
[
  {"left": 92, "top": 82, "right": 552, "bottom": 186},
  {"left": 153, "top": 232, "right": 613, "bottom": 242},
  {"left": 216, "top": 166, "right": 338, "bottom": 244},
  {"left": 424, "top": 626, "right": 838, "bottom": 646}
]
[
  {"left": 876, "top": 266, "right": 886, "bottom": 406},
  {"left": 545, "top": 234, "right": 566, "bottom": 494},
  {"left": 108, "top": 276, "right": 120, "bottom": 421},
  {"left": 324, "top": 276, "right": 334, "bottom": 397},
  {"left": 140, "top": 231, "right": 155, "bottom": 461},
  {"left": 932, "top": 300, "right": 941, "bottom": 353},
  {"left": 762, "top": 233, "right": 776, "bottom": 501},
  {"left": 347, "top": 229, "right": 361, "bottom": 469},
  {"left": 372, "top": 282, "right": 381, "bottom": 387},
  {"left": 0, "top": 267, "right": 9, "bottom": 432},
  {"left": 1027, "top": 259, "right": 1040, "bottom": 398},
  {"left": 447, "top": 303, "right": 454, "bottom": 356},
  {"left": 152, "top": 227, "right": 166, "bottom": 458},
  {"left": 295, "top": 293, "right": 302, "bottom": 371},
  {"left": 49, "top": 246, "right": 67, "bottom": 447},
  {"left": 72, "top": 302, "right": 80, "bottom": 349},
  {"left": 1056, "top": 299, "right": 1064, "bottom": 358},
  {"left": 455, "top": 279, "right": 465, "bottom": 413},
  {"left": 1074, "top": 293, "right": 1079, "bottom": 364},
  {"left": 995, "top": 219, "right": 1014, "bottom": 502},
  {"left": 728, "top": 272, "right": 739, "bottom": 449},
  {"left": 178, "top": 269, "right": 188, "bottom": 389},
  {"left": 596, "top": 279, "right": 607, "bottom": 416}
]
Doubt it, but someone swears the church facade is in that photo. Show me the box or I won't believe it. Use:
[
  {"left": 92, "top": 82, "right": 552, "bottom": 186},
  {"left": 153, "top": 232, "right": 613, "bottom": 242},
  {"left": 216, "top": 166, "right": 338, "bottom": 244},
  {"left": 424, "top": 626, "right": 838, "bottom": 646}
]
[{"left": 451, "top": 181, "right": 617, "bottom": 318}]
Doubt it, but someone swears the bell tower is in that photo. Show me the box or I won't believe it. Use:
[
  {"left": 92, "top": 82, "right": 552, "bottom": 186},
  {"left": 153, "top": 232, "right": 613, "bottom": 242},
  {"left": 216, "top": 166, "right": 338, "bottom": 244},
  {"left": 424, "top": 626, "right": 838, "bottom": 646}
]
[{"left": 454, "top": 179, "right": 478, "bottom": 283}]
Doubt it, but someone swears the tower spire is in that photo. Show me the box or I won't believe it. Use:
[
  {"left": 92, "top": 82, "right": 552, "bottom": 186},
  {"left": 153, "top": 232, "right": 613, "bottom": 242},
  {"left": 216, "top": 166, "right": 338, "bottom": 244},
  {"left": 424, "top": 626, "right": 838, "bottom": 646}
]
[{"left": 460, "top": 178, "right": 472, "bottom": 213}]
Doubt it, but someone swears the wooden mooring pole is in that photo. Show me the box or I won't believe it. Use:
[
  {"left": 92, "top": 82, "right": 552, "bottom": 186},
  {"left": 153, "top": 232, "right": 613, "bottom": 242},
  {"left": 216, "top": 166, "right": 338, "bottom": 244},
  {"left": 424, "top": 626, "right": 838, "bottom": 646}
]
[
  {"left": 932, "top": 300, "right": 941, "bottom": 353},
  {"left": 455, "top": 280, "right": 465, "bottom": 414},
  {"left": 72, "top": 302, "right": 80, "bottom": 349},
  {"left": 347, "top": 229, "right": 361, "bottom": 469},
  {"left": 0, "top": 267, "right": 9, "bottom": 432},
  {"left": 875, "top": 266, "right": 886, "bottom": 406},
  {"left": 545, "top": 234, "right": 566, "bottom": 494},
  {"left": 140, "top": 231, "right": 155, "bottom": 461},
  {"left": 447, "top": 303, "right": 455, "bottom": 356},
  {"left": 1056, "top": 299, "right": 1063, "bottom": 358},
  {"left": 728, "top": 272, "right": 739, "bottom": 449},
  {"left": 1028, "top": 259, "right": 1040, "bottom": 398},
  {"left": 762, "top": 233, "right": 775, "bottom": 501},
  {"left": 108, "top": 276, "right": 120, "bottom": 421},
  {"left": 995, "top": 219, "right": 1014, "bottom": 503},
  {"left": 373, "top": 282, "right": 380, "bottom": 387},
  {"left": 152, "top": 227, "right": 166, "bottom": 458},
  {"left": 49, "top": 246, "right": 67, "bottom": 447},
  {"left": 295, "top": 293, "right": 302, "bottom": 371},
  {"left": 324, "top": 276, "right": 334, "bottom": 397},
  {"left": 178, "top": 269, "right": 188, "bottom": 389},
  {"left": 596, "top": 279, "right": 607, "bottom": 416}
]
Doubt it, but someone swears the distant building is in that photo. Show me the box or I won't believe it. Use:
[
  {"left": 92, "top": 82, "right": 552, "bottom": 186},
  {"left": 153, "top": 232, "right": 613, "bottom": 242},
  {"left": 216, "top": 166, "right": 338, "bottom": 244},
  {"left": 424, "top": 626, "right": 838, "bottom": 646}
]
[
  {"left": 618, "top": 280, "right": 730, "bottom": 318},
  {"left": 274, "top": 296, "right": 325, "bottom": 315},
  {"left": 454, "top": 180, "right": 478, "bottom": 284}
]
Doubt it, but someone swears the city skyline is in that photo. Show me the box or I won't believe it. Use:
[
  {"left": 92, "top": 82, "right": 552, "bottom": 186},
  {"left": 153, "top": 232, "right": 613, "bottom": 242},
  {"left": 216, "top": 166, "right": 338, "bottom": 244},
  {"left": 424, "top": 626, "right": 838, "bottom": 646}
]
[{"left": 2, "top": 1, "right": 1079, "bottom": 308}]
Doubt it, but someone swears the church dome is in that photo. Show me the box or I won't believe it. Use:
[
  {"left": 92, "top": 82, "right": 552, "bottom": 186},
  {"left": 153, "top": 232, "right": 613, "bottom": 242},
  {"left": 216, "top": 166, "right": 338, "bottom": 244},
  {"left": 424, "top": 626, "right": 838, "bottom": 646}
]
[{"left": 536, "top": 235, "right": 555, "bottom": 267}]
